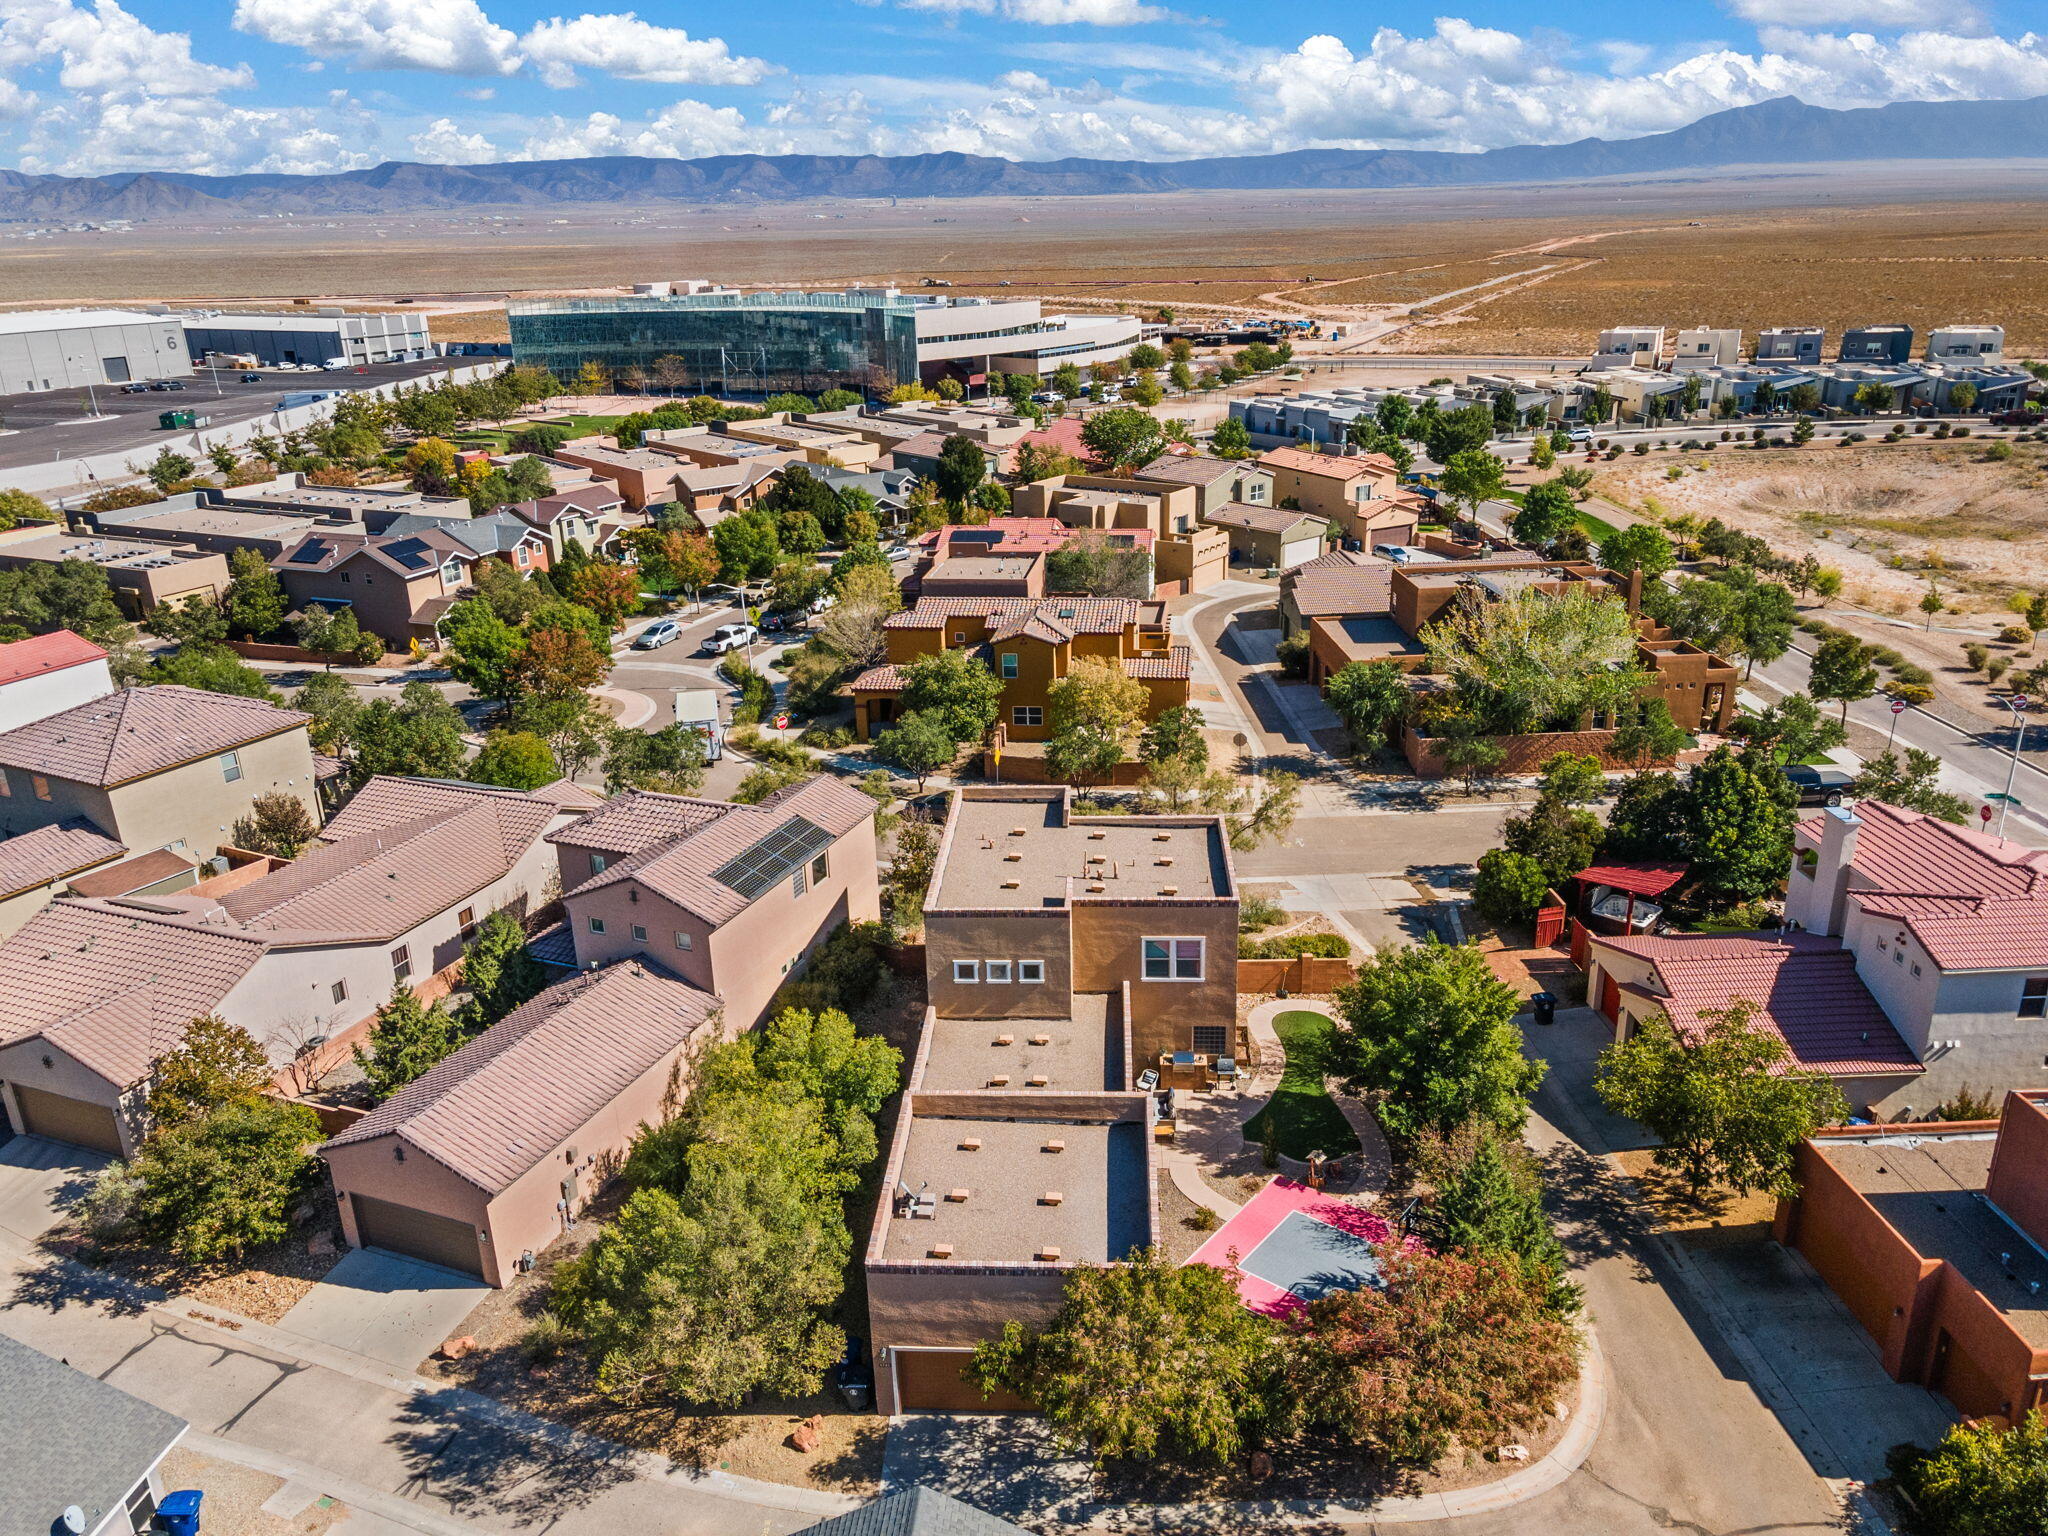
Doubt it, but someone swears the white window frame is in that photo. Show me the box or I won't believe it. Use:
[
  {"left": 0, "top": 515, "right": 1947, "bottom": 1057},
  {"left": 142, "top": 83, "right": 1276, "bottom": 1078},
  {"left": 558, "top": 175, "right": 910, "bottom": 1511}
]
[
  {"left": 631, "top": 923, "right": 648, "bottom": 943},
  {"left": 675, "top": 931, "right": 694, "bottom": 951},
  {"left": 1000, "top": 652, "right": 1019, "bottom": 679},
  {"left": 953, "top": 960, "right": 980, "bottom": 984},
  {"left": 219, "top": 750, "right": 242, "bottom": 783},
  {"left": 590, "top": 853, "right": 608, "bottom": 874},
  {"left": 1142, "top": 936, "right": 1205, "bottom": 982},
  {"left": 1017, "top": 959, "right": 1045, "bottom": 984},
  {"left": 986, "top": 960, "right": 1012, "bottom": 984},
  {"left": 330, "top": 979, "right": 349, "bottom": 1005},
  {"left": 390, "top": 944, "right": 412, "bottom": 983},
  {"left": 588, "top": 916, "right": 606, "bottom": 935}
]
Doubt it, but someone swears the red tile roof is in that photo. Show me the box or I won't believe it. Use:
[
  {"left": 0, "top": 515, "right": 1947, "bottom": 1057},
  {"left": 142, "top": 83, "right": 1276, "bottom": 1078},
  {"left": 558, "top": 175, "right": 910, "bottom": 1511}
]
[
  {"left": 321, "top": 960, "right": 717, "bottom": 1193},
  {"left": 0, "top": 686, "right": 310, "bottom": 787},
  {"left": 886, "top": 596, "right": 1144, "bottom": 635},
  {"left": 0, "top": 631, "right": 107, "bottom": 687},
  {"left": 1576, "top": 862, "right": 1689, "bottom": 899},
  {"left": 1259, "top": 446, "right": 1397, "bottom": 480},
  {"left": 848, "top": 663, "right": 908, "bottom": 693},
  {"left": 0, "top": 820, "right": 125, "bottom": 899},
  {"left": 1125, "top": 646, "right": 1192, "bottom": 680},
  {"left": 1592, "top": 930, "right": 1922, "bottom": 1077},
  {"left": 1008, "top": 417, "right": 1089, "bottom": 469}
]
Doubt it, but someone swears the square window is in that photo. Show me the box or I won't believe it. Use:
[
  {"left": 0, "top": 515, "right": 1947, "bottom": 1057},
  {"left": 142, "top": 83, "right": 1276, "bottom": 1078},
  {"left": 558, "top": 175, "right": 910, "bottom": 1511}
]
[
  {"left": 339, "top": 571, "right": 352, "bottom": 584},
  {"left": 1018, "top": 959, "right": 1045, "bottom": 984},
  {"left": 953, "top": 960, "right": 980, "bottom": 984},
  {"left": 219, "top": 750, "right": 242, "bottom": 783},
  {"left": 1192, "top": 1025, "right": 1229, "bottom": 1055},
  {"left": 1174, "top": 939, "right": 1204, "bottom": 979},
  {"left": 1013, "top": 706, "right": 1043, "bottom": 728},
  {"left": 457, "top": 906, "right": 475, "bottom": 935},
  {"left": 811, "top": 852, "right": 829, "bottom": 884},
  {"left": 1001, "top": 653, "right": 1019, "bottom": 679},
  {"left": 631, "top": 924, "right": 647, "bottom": 943},
  {"left": 986, "top": 960, "right": 1013, "bottom": 983},
  {"left": 675, "top": 931, "right": 693, "bottom": 951},
  {"left": 2022, "top": 978, "right": 2048, "bottom": 1018},
  {"left": 590, "top": 853, "right": 607, "bottom": 874},
  {"left": 390, "top": 944, "right": 412, "bottom": 982},
  {"left": 331, "top": 980, "right": 349, "bottom": 1005},
  {"left": 588, "top": 916, "right": 606, "bottom": 935},
  {"left": 1142, "top": 939, "right": 1170, "bottom": 979}
]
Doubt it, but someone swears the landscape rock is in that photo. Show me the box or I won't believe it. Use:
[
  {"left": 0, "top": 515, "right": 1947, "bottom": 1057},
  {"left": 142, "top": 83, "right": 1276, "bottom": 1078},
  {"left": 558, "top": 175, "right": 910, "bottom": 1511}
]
[
  {"left": 788, "top": 1415, "right": 825, "bottom": 1454},
  {"left": 436, "top": 1335, "right": 477, "bottom": 1361},
  {"left": 306, "top": 1233, "right": 335, "bottom": 1256},
  {"left": 1249, "top": 1451, "right": 1273, "bottom": 1480}
]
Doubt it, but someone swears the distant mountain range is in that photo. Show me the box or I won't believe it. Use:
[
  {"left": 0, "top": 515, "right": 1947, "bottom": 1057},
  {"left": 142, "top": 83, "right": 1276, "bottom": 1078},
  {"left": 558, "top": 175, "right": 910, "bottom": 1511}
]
[{"left": 8, "top": 94, "right": 2048, "bottom": 220}]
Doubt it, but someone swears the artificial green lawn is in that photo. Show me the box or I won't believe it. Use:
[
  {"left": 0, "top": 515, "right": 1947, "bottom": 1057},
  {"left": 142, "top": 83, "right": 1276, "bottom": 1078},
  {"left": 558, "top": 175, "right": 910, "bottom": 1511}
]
[
  {"left": 1242, "top": 1010, "right": 1362, "bottom": 1163},
  {"left": 451, "top": 414, "right": 625, "bottom": 451}
]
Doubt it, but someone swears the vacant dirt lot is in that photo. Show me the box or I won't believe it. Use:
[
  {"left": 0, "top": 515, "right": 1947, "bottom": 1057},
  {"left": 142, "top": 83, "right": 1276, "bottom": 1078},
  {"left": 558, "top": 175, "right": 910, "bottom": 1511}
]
[{"left": 1594, "top": 437, "right": 2048, "bottom": 612}]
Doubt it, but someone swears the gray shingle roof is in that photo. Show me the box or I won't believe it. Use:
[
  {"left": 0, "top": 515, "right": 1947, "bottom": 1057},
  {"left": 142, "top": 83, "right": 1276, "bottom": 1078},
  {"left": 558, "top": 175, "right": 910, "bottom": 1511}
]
[
  {"left": 320, "top": 959, "right": 717, "bottom": 1193},
  {"left": 794, "top": 1487, "right": 1031, "bottom": 1536},
  {"left": 0, "top": 1333, "right": 185, "bottom": 1536},
  {"left": 0, "top": 685, "right": 310, "bottom": 787}
]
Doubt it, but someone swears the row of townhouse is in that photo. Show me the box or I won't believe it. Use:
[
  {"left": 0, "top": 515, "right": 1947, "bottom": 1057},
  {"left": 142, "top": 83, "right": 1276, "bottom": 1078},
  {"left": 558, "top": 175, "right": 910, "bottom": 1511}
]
[{"left": 1593, "top": 322, "right": 2008, "bottom": 370}]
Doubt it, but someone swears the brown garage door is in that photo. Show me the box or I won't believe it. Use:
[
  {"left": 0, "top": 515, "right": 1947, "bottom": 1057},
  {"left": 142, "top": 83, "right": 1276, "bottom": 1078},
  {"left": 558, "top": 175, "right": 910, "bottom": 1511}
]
[
  {"left": 349, "top": 1193, "right": 485, "bottom": 1279},
  {"left": 10, "top": 1084, "right": 123, "bottom": 1155},
  {"left": 894, "top": 1349, "right": 1030, "bottom": 1413}
]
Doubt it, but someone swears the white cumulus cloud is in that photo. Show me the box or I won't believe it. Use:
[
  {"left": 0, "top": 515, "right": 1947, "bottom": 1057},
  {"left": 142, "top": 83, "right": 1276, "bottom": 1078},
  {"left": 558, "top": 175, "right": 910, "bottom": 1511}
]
[
  {"left": 1, "top": 0, "right": 253, "bottom": 98},
  {"left": 232, "top": 0, "right": 521, "bottom": 76},
  {"left": 409, "top": 116, "right": 498, "bottom": 162},
  {"left": 518, "top": 13, "right": 772, "bottom": 89}
]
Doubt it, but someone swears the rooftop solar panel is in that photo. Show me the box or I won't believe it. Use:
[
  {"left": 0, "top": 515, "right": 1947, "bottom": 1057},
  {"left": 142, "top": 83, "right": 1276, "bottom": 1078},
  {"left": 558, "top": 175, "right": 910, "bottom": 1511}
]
[{"left": 712, "top": 814, "right": 833, "bottom": 901}]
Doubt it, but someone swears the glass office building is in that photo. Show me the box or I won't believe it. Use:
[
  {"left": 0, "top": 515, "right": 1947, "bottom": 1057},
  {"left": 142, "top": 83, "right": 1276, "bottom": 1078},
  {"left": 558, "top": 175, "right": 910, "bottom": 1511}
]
[{"left": 508, "top": 290, "right": 922, "bottom": 398}]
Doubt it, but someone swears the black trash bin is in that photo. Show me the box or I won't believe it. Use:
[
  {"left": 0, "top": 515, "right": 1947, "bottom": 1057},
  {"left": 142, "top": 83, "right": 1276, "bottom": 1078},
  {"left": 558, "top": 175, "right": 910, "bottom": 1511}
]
[{"left": 1531, "top": 991, "right": 1557, "bottom": 1027}]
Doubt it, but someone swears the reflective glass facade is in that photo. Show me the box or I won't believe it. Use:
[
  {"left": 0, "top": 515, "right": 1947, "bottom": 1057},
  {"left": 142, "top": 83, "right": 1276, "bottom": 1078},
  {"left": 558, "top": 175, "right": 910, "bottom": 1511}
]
[{"left": 508, "top": 291, "right": 921, "bottom": 397}]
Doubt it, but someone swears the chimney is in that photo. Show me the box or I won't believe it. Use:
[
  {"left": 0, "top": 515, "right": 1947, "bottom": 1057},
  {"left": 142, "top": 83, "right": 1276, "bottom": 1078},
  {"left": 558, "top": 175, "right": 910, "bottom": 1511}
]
[{"left": 1793, "top": 805, "right": 1861, "bottom": 937}]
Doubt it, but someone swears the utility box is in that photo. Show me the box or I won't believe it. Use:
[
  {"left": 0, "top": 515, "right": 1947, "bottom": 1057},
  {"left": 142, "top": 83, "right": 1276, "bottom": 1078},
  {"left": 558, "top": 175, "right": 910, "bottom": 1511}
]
[{"left": 157, "top": 410, "right": 210, "bottom": 429}]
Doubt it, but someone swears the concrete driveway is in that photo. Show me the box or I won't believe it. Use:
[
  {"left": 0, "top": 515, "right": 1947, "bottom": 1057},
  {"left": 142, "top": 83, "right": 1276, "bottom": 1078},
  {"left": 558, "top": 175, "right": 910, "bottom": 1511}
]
[
  {"left": 277, "top": 1247, "right": 488, "bottom": 1372},
  {"left": 0, "top": 1134, "right": 106, "bottom": 1245}
]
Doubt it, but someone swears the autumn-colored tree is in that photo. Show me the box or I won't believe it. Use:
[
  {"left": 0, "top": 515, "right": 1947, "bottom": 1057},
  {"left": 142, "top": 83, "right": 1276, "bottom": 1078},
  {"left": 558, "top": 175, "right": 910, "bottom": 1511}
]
[
  {"left": 506, "top": 624, "right": 612, "bottom": 703},
  {"left": 567, "top": 561, "right": 642, "bottom": 630}
]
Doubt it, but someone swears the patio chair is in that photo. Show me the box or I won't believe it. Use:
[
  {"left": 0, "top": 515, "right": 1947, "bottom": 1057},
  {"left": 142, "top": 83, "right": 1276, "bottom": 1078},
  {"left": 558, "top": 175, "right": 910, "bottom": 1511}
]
[{"left": 1136, "top": 1067, "right": 1159, "bottom": 1093}]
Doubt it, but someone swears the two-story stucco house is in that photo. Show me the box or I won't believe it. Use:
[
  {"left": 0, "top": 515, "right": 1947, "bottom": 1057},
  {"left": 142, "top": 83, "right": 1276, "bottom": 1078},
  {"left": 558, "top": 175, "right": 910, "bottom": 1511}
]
[
  {"left": 270, "top": 529, "right": 479, "bottom": 645},
  {"left": 0, "top": 630, "right": 113, "bottom": 734}
]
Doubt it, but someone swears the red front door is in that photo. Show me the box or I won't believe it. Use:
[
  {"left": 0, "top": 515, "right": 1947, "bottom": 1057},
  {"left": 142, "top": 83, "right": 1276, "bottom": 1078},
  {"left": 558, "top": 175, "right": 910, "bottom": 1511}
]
[{"left": 1598, "top": 970, "right": 1620, "bottom": 1023}]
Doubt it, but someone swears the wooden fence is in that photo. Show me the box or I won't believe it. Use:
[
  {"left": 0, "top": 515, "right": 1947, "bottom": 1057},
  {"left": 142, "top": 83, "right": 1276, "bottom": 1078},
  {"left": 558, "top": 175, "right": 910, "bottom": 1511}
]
[{"left": 1237, "top": 956, "right": 1359, "bottom": 996}]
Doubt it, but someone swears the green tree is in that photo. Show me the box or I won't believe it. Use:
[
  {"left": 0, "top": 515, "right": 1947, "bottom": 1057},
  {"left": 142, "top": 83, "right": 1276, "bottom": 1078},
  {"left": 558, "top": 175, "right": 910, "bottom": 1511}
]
[
  {"left": 0, "top": 558, "right": 131, "bottom": 644},
  {"left": 1424, "top": 403, "right": 1496, "bottom": 462},
  {"left": 1417, "top": 1119, "right": 1578, "bottom": 1316},
  {"left": 1329, "top": 942, "right": 1541, "bottom": 1142},
  {"left": 1210, "top": 417, "right": 1252, "bottom": 459},
  {"left": 354, "top": 985, "right": 463, "bottom": 1102},
  {"left": 292, "top": 671, "right": 360, "bottom": 756},
  {"left": 1854, "top": 747, "right": 1970, "bottom": 824},
  {"left": 1046, "top": 657, "right": 1149, "bottom": 786},
  {"left": 968, "top": 1249, "right": 1288, "bottom": 1466},
  {"left": 1138, "top": 704, "right": 1207, "bottom": 769},
  {"left": 229, "top": 791, "right": 317, "bottom": 859},
  {"left": 455, "top": 910, "right": 548, "bottom": 1033},
  {"left": 603, "top": 722, "right": 709, "bottom": 795},
  {"left": 1045, "top": 531, "right": 1152, "bottom": 599},
  {"left": 1594, "top": 1001, "right": 1848, "bottom": 1199},
  {"left": 221, "top": 548, "right": 289, "bottom": 639},
  {"left": 1423, "top": 583, "right": 1646, "bottom": 736},
  {"left": 145, "top": 644, "right": 280, "bottom": 701},
  {"left": 930, "top": 434, "right": 989, "bottom": 507},
  {"left": 1602, "top": 769, "right": 1690, "bottom": 862},
  {"left": 469, "top": 729, "right": 561, "bottom": 789},
  {"left": 1948, "top": 381, "right": 1979, "bottom": 417},
  {"left": 1472, "top": 849, "right": 1550, "bottom": 925},
  {"left": 1437, "top": 449, "right": 1507, "bottom": 525},
  {"left": 1537, "top": 750, "right": 1607, "bottom": 806},
  {"left": 0, "top": 487, "right": 53, "bottom": 529},
  {"left": 1079, "top": 406, "right": 1165, "bottom": 474},
  {"left": 348, "top": 682, "right": 468, "bottom": 785},
  {"left": 1501, "top": 796, "right": 1602, "bottom": 888},
  {"left": 899, "top": 648, "right": 1003, "bottom": 745},
  {"left": 1511, "top": 479, "right": 1578, "bottom": 550},
  {"left": 1808, "top": 634, "right": 1880, "bottom": 722},
  {"left": 1376, "top": 393, "right": 1415, "bottom": 438},
  {"left": 1322, "top": 660, "right": 1410, "bottom": 752},
  {"left": 505, "top": 623, "right": 612, "bottom": 704},
  {"left": 869, "top": 710, "right": 954, "bottom": 791},
  {"left": 1852, "top": 381, "right": 1895, "bottom": 415},
  {"left": 1728, "top": 692, "right": 1845, "bottom": 766},
  {"left": 1684, "top": 744, "right": 1796, "bottom": 909},
  {"left": 1294, "top": 1244, "right": 1579, "bottom": 1465},
  {"left": 1597, "top": 523, "right": 1674, "bottom": 580},
  {"left": 147, "top": 1015, "right": 273, "bottom": 1133},
  {"left": 711, "top": 508, "right": 782, "bottom": 584},
  {"left": 1890, "top": 1411, "right": 2048, "bottom": 1536},
  {"left": 1609, "top": 698, "right": 1690, "bottom": 772},
  {"left": 439, "top": 598, "right": 525, "bottom": 700},
  {"left": 131, "top": 1099, "right": 321, "bottom": 1261}
]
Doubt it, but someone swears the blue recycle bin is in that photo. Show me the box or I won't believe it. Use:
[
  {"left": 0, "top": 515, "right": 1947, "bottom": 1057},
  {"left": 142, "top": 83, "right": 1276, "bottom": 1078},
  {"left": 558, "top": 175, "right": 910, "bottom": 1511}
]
[{"left": 156, "top": 1490, "right": 203, "bottom": 1536}]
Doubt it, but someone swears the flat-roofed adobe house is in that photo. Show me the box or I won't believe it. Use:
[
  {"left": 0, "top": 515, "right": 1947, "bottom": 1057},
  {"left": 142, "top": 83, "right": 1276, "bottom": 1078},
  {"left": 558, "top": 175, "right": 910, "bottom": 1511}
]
[
  {"left": 847, "top": 597, "right": 1190, "bottom": 780},
  {"left": 0, "top": 776, "right": 591, "bottom": 1156},
  {"left": 865, "top": 785, "right": 1236, "bottom": 1411},
  {"left": 543, "top": 774, "right": 883, "bottom": 1033},
  {"left": 320, "top": 958, "right": 718, "bottom": 1283}
]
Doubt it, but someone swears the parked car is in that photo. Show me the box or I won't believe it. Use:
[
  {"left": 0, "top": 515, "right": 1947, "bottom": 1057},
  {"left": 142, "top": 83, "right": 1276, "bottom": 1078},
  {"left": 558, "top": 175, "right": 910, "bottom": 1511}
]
[
  {"left": 1567, "top": 425, "right": 1594, "bottom": 443},
  {"left": 632, "top": 618, "right": 682, "bottom": 650},
  {"left": 1782, "top": 765, "right": 1856, "bottom": 807},
  {"left": 701, "top": 623, "right": 758, "bottom": 655},
  {"left": 118, "top": 383, "right": 150, "bottom": 394},
  {"left": 1031, "top": 390, "right": 1064, "bottom": 405}
]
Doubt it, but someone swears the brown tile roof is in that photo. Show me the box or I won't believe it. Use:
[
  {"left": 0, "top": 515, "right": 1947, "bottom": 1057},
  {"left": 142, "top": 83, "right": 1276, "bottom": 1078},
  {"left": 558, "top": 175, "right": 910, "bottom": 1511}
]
[
  {"left": 989, "top": 609, "right": 1071, "bottom": 645},
  {"left": 0, "top": 900, "right": 269, "bottom": 1086},
  {"left": 1591, "top": 930, "right": 1922, "bottom": 1077},
  {"left": 1259, "top": 446, "right": 1396, "bottom": 480},
  {"left": 887, "top": 431, "right": 955, "bottom": 462},
  {"left": 63, "top": 847, "right": 193, "bottom": 899},
  {"left": 1204, "top": 501, "right": 1327, "bottom": 536},
  {"left": 1124, "top": 646, "right": 1192, "bottom": 681},
  {"left": 569, "top": 775, "right": 878, "bottom": 925},
  {"left": 0, "top": 631, "right": 107, "bottom": 686},
  {"left": 885, "top": 597, "right": 1142, "bottom": 635},
  {"left": 320, "top": 959, "right": 717, "bottom": 1194},
  {"left": 1137, "top": 453, "right": 1245, "bottom": 486},
  {"left": 0, "top": 686, "right": 310, "bottom": 787},
  {"left": 0, "top": 820, "right": 125, "bottom": 899},
  {"left": 546, "top": 788, "right": 732, "bottom": 855},
  {"left": 270, "top": 529, "right": 469, "bottom": 581},
  {"left": 848, "top": 663, "right": 909, "bottom": 693},
  {"left": 1283, "top": 552, "right": 1394, "bottom": 619}
]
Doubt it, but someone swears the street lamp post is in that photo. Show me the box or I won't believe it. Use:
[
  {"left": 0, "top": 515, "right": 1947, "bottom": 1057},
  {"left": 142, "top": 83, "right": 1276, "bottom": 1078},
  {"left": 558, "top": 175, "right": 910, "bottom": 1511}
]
[{"left": 1999, "top": 693, "right": 2030, "bottom": 840}]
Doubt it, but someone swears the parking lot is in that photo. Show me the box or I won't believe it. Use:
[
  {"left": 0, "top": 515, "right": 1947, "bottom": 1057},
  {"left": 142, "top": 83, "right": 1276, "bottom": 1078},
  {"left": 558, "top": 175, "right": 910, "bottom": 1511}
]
[{"left": 0, "top": 355, "right": 464, "bottom": 474}]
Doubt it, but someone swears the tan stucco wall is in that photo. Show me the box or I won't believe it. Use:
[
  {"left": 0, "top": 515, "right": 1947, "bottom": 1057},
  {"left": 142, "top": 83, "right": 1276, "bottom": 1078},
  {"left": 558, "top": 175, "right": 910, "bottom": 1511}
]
[
  {"left": 0, "top": 1037, "right": 144, "bottom": 1154},
  {"left": 99, "top": 726, "right": 321, "bottom": 859},
  {"left": 0, "top": 881, "right": 61, "bottom": 939},
  {"left": 925, "top": 910, "right": 1074, "bottom": 1019},
  {"left": 1072, "top": 901, "right": 1238, "bottom": 1063}
]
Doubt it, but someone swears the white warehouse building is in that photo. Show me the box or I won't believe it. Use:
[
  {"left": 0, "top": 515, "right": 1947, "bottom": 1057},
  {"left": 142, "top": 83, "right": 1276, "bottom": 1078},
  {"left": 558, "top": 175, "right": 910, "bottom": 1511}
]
[
  {"left": 167, "top": 308, "right": 434, "bottom": 368},
  {"left": 0, "top": 310, "right": 192, "bottom": 395}
]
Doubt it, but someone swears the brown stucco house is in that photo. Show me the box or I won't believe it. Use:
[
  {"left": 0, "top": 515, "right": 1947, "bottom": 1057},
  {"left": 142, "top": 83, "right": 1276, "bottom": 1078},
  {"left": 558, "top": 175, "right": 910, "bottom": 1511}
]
[
  {"left": 0, "top": 776, "right": 586, "bottom": 1156},
  {"left": 1255, "top": 447, "right": 1421, "bottom": 551},
  {"left": 270, "top": 529, "right": 479, "bottom": 646},
  {"left": 847, "top": 597, "right": 1191, "bottom": 780},
  {"left": 0, "top": 684, "right": 320, "bottom": 890},
  {"left": 865, "top": 785, "right": 1237, "bottom": 1412},
  {"left": 1134, "top": 452, "right": 1276, "bottom": 518},
  {"left": 543, "top": 774, "right": 884, "bottom": 1033},
  {"left": 319, "top": 958, "right": 718, "bottom": 1283},
  {"left": 0, "top": 819, "right": 129, "bottom": 938},
  {"left": 1009, "top": 475, "right": 1227, "bottom": 597},
  {"left": 1202, "top": 502, "right": 1331, "bottom": 571}
]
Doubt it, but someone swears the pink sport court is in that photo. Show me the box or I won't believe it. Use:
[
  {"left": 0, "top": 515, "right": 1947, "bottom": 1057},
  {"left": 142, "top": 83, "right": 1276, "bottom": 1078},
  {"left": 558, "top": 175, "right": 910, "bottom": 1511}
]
[{"left": 1188, "top": 1177, "right": 1397, "bottom": 1316}]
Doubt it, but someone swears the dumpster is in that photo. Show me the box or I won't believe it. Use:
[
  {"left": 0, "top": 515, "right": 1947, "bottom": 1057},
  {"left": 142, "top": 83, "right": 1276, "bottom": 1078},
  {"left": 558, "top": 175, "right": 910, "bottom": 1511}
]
[
  {"left": 157, "top": 1490, "right": 203, "bottom": 1536},
  {"left": 1530, "top": 991, "right": 1557, "bottom": 1027}
]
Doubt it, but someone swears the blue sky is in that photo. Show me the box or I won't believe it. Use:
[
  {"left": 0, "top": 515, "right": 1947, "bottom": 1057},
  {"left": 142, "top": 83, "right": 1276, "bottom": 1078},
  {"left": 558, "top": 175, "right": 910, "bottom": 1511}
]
[{"left": 0, "top": 0, "right": 2044, "bottom": 176}]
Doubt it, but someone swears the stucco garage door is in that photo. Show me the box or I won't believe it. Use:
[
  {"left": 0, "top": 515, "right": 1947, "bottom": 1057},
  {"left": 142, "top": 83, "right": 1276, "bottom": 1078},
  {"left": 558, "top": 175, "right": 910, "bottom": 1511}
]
[
  {"left": 894, "top": 1349, "right": 1030, "bottom": 1413},
  {"left": 9, "top": 1084, "right": 123, "bottom": 1155},
  {"left": 1278, "top": 538, "right": 1320, "bottom": 570},
  {"left": 349, "top": 1193, "right": 485, "bottom": 1279}
]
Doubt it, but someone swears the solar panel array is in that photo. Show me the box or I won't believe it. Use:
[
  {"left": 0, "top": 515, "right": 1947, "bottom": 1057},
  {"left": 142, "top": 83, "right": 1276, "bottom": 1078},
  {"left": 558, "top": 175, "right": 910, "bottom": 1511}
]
[{"left": 712, "top": 814, "right": 834, "bottom": 901}]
